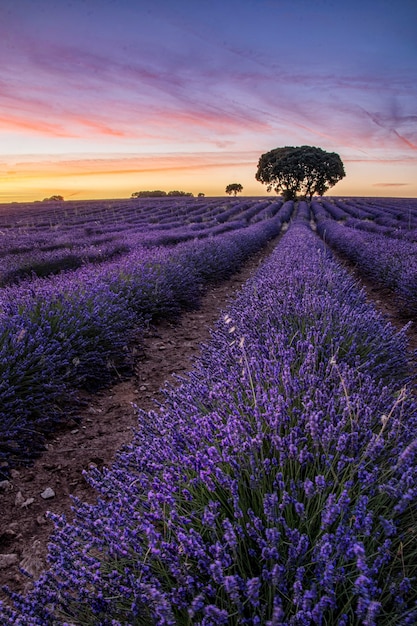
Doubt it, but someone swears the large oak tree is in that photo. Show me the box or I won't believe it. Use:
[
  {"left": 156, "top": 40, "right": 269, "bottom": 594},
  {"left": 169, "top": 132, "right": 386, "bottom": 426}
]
[{"left": 255, "top": 146, "right": 345, "bottom": 200}]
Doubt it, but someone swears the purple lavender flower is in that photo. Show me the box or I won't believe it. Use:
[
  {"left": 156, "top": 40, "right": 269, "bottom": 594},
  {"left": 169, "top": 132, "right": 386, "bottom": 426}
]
[{"left": 2, "top": 206, "right": 417, "bottom": 624}]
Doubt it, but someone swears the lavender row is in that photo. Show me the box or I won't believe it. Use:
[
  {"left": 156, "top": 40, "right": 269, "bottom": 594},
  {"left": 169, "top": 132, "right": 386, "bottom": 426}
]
[
  {"left": 0, "top": 197, "right": 232, "bottom": 231},
  {"left": 353, "top": 197, "right": 417, "bottom": 229},
  {"left": 0, "top": 240, "right": 131, "bottom": 287},
  {"left": 312, "top": 204, "right": 417, "bottom": 317},
  {"left": 0, "top": 198, "right": 279, "bottom": 247},
  {"left": 139, "top": 198, "right": 282, "bottom": 248},
  {"left": 0, "top": 201, "right": 290, "bottom": 295},
  {"left": 3, "top": 213, "right": 417, "bottom": 624},
  {"left": 0, "top": 199, "right": 284, "bottom": 286},
  {"left": 316, "top": 198, "right": 417, "bottom": 238},
  {"left": 0, "top": 213, "right": 287, "bottom": 475}
]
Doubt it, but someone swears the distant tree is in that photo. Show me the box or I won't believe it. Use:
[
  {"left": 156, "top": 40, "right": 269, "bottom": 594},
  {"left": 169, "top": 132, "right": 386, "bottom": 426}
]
[
  {"left": 131, "top": 190, "right": 167, "bottom": 198},
  {"left": 225, "top": 183, "right": 243, "bottom": 196},
  {"left": 131, "top": 190, "right": 194, "bottom": 198},
  {"left": 198, "top": 192, "right": 205, "bottom": 197},
  {"left": 255, "top": 146, "right": 345, "bottom": 200},
  {"left": 167, "top": 190, "right": 194, "bottom": 197},
  {"left": 42, "top": 195, "right": 64, "bottom": 202}
]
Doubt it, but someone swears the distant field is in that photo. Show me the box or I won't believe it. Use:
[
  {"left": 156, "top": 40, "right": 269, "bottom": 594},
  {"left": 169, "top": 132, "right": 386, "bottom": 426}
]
[{"left": 1, "top": 196, "right": 417, "bottom": 625}]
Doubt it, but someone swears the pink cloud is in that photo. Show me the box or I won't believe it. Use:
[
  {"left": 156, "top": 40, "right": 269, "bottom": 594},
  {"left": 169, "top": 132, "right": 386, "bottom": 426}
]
[
  {"left": 0, "top": 113, "right": 74, "bottom": 137},
  {"left": 0, "top": 3, "right": 416, "bottom": 171}
]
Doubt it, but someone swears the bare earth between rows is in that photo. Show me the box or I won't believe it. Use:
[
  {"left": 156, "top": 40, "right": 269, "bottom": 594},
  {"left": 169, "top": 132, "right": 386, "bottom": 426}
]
[{"left": 1, "top": 233, "right": 416, "bottom": 602}]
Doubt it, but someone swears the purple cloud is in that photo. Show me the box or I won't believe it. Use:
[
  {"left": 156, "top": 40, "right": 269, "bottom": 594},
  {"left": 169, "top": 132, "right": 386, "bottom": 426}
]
[{"left": 0, "top": 0, "right": 416, "bottom": 199}]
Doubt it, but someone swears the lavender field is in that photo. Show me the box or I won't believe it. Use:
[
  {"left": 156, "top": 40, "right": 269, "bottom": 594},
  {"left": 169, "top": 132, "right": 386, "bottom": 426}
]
[
  {"left": 0, "top": 197, "right": 287, "bottom": 472},
  {"left": 2, "top": 196, "right": 417, "bottom": 624}
]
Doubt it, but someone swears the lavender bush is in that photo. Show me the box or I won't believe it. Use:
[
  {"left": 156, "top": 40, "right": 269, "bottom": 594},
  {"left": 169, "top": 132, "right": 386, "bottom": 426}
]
[
  {"left": 0, "top": 213, "right": 286, "bottom": 474},
  {"left": 2, "top": 214, "right": 416, "bottom": 624},
  {"left": 321, "top": 198, "right": 417, "bottom": 232},
  {"left": 0, "top": 241, "right": 130, "bottom": 287},
  {"left": 312, "top": 205, "right": 417, "bottom": 318},
  {"left": 0, "top": 198, "right": 286, "bottom": 276}
]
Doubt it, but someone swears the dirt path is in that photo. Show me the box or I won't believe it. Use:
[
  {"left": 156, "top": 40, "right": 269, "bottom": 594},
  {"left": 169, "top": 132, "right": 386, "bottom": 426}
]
[{"left": 0, "top": 235, "right": 282, "bottom": 601}]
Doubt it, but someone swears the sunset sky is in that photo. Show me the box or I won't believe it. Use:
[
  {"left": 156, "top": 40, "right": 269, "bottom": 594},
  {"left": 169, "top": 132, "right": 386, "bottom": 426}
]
[{"left": 0, "top": 0, "right": 416, "bottom": 202}]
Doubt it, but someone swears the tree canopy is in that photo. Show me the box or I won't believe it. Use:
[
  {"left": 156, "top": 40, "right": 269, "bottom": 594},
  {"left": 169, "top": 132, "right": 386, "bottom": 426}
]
[
  {"left": 42, "top": 195, "right": 64, "bottom": 202},
  {"left": 225, "top": 183, "right": 243, "bottom": 196},
  {"left": 255, "top": 146, "right": 345, "bottom": 200},
  {"left": 131, "top": 190, "right": 167, "bottom": 197},
  {"left": 131, "top": 190, "right": 193, "bottom": 198},
  {"left": 167, "top": 190, "right": 194, "bottom": 197}
]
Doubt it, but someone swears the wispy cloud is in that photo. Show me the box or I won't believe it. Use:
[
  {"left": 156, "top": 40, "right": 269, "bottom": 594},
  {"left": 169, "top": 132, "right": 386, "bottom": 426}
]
[
  {"left": 0, "top": 151, "right": 259, "bottom": 179},
  {"left": 0, "top": 0, "right": 416, "bottom": 200},
  {"left": 373, "top": 182, "right": 410, "bottom": 187},
  {"left": 360, "top": 106, "right": 417, "bottom": 150},
  {"left": 0, "top": 113, "right": 74, "bottom": 137},
  {"left": 1, "top": 17, "right": 415, "bottom": 158}
]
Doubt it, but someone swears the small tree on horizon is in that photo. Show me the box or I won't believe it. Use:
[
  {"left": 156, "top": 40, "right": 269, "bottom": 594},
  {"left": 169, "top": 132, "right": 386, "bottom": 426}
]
[
  {"left": 255, "top": 146, "right": 345, "bottom": 199},
  {"left": 131, "top": 190, "right": 193, "bottom": 198},
  {"left": 167, "top": 190, "right": 194, "bottom": 197},
  {"left": 42, "top": 195, "right": 64, "bottom": 202},
  {"left": 131, "top": 190, "right": 167, "bottom": 198},
  {"left": 225, "top": 183, "right": 243, "bottom": 196}
]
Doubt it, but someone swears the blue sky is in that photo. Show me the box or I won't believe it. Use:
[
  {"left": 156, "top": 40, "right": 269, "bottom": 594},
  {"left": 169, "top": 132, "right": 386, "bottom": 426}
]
[{"left": 0, "top": 0, "right": 416, "bottom": 200}]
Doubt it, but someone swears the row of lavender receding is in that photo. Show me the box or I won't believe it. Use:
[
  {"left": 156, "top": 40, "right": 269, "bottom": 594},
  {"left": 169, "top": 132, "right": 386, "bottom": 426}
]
[
  {"left": 0, "top": 197, "right": 279, "bottom": 233},
  {"left": 311, "top": 198, "right": 417, "bottom": 318},
  {"left": 0, "top": 199, "right": 283, "bottom": 287},
  {"left": 0, "top": 206, "right": 289, "bottom": 477},
  {"left": 316, "top": 198, "right": 417, "bottom": 241},
  {"left": 2, "top": 205, "right": 417, "bottom": 624},
  {"left": 318, "top": 197, "right": 417, "bottom": 230}
]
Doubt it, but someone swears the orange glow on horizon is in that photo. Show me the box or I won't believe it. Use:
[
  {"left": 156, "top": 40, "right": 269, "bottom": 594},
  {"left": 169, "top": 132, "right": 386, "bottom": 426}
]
[{"left": 0, "top": 153, "right": 416, "bottom": 204}]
